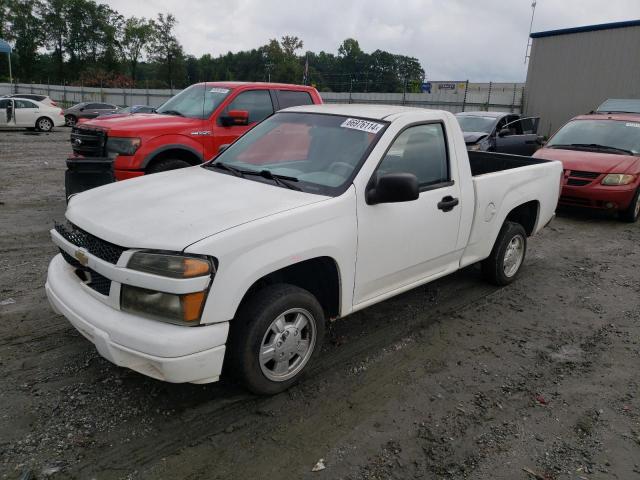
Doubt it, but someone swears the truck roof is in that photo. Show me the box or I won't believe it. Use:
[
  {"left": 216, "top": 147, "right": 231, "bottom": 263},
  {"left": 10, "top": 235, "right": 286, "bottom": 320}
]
[
  {"left": 195, "top": 81, "right": 317, "bottom": 91},
  {"left": 455, "top": 111, "right": 511, "bottom": 119},
  {"left": 282, "top": 103, "right": 446, "bottom": 120}
]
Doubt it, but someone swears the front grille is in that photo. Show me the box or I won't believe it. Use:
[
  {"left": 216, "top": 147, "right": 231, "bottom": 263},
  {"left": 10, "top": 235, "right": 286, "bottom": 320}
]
[
  {"left": 55, "top": 222, "right": 125, "bottom": 264},
  {"left": 60, "top": 249, "right": 112, "bottom": 296},
  {"left": 70, "top": 127, "right": 107, "bottom": 157},
  {"left": 567, "top": 178, "right": 592, "bottom": 186},
  {"left": 567, "top": 170, "right": 600, "bottom": 179}
]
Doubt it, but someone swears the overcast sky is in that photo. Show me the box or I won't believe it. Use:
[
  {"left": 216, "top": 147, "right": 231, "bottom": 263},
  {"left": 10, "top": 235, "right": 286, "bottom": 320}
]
[{"left": 100, "top": 0, "right": 640, "bottom": 82}]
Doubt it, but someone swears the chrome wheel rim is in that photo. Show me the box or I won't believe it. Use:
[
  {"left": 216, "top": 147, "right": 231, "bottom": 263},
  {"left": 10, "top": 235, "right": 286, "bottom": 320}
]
[
  {"left": 65, "top": 116, "right": 75, "bottom": 127},
  {"left": 39, "top": 119, "right": 52, "bottom": 131},
  {"left": 503, "top": 234, "right": 524, "bottom": 277},
  {"left": 259, "top": 308, "right": 316, "bottom": 382}
]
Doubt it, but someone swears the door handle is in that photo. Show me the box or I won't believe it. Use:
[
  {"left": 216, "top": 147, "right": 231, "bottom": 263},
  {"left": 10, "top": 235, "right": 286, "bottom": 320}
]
[{"left": 437, "top": 196, "right": 459, "bottom": 212}]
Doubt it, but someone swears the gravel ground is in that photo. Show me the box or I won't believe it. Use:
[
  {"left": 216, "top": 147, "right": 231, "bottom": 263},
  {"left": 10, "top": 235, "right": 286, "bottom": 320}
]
[{"left": 0, "top": 128, "right": 639, "bottom": 480}]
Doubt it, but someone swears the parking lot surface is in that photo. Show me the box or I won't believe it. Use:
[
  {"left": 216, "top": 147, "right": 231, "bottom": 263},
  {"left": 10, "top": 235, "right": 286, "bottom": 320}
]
[{"left": 1, "top": 128, "right": 639, "bottom": 479}]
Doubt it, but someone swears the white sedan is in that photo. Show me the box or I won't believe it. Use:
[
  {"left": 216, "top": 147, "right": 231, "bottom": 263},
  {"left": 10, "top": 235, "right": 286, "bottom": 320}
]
[{"left": 0, "top": 97, "right": 65, "bottom": 132}]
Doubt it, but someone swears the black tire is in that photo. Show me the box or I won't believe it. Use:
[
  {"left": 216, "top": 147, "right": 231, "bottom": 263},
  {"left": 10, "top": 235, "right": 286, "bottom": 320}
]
[
  {"left": 481, "top": 221, "right": 527, "bottom": 286},
  {"left": 620, "top": 188, "right": 640, "bottom": 223},
  {"left": 65, "top": 115, "right": 76, "bottom": 127},
  {"left": 147, "top": 158, "right": 192, "bottom": 174},
  {"left": 226, "top": 284, "right": 325, "bottom": 395},
  {"left": 36, "top": 117, "right": 53, "bottom": 132}
]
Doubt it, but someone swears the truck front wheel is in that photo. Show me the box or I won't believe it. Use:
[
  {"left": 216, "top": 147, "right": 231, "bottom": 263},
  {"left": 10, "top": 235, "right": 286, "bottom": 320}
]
[
  {"left": 227, "top": 284, "right": 325, "bottom": 395},
  {"left": 147, "top": 158, "right": 192, "bottom": 173},
  {"left": 482, "top": 221, "right": 527, "bottom": 286}
]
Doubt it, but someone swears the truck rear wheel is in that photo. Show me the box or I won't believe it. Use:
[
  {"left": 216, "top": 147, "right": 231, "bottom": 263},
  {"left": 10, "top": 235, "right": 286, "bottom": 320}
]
[
  {"left": 482, "top": 221, "right": 527, "bottom": 286},
  {"left": 620, "top": 188, "right": 640, "bottom": 223},
  {"left": 227, "top": 284, "right": 325, "bottom": 395},
  {"left": 147, "top": 158, "right": 192, "bottom": 173}
]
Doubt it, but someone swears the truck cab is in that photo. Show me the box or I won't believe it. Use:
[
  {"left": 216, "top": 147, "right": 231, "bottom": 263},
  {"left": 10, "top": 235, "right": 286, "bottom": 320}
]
[{"left": 70, "top": 82, "right": 322, "bottom": 180}]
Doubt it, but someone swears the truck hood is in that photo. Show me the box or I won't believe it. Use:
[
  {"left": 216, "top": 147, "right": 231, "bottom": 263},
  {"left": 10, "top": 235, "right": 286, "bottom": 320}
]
[
  {"left": 66, "top": 167, "right": 329, "bottom": 251},
  {"left": 82, "top": 113, "right": 201, "bottom": 133},
  {"left": 463, "top": 132, "right": 488, "bottom": 144},
  {"left": 534, "top": 147, "right": 640, "bottom": 174}
]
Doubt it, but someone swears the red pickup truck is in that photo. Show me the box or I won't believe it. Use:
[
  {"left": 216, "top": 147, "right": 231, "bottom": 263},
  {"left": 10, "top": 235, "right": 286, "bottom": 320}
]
[{"left": 70, "top": 82, "right": 322, "bottom": 180}]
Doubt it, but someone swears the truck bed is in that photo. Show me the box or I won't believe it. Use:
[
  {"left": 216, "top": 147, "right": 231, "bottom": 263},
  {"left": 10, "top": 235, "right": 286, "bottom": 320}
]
[{"left": 468, "top": 151, "right": 550, "bottom": 176}]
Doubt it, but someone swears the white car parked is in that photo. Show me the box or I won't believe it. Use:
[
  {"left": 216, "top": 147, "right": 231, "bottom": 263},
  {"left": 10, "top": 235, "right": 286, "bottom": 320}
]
[
  {"left": 0, "top": 97, "right": 65, "bottom": 131},
  {"left": 46, "top": 104, "right": 562, "bottom": 394}
]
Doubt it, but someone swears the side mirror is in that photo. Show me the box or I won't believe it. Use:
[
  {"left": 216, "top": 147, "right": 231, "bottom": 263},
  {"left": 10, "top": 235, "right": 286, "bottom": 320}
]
[
  {"left": 498, "top": 128, "right": 511, "bottom": 138},
  {"left": 79, "top": 107, "right": 85, "bottom": 112},
  {"left": 220, "top": 109, "right": 249, "bottom": 127},
  {"left": 218, "top": 144, "right": 230, "bottom": 154},
  {"left": 366, "top": 173, "right": 419, "bottom": 205}
]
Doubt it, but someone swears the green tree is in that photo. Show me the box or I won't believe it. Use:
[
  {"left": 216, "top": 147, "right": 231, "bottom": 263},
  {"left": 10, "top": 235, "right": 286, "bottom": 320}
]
[
  {"left": 120, "top": 16, "right": 153, "bottom": 82},
  {"left": 7, "top": 0, "right": 43, "bottom": 81},
  {"left": 148, "top": 13, "right": 183, "bottom": 88},
  {"left": 40, "top": 0, "right": 67, "bottom": 82}
]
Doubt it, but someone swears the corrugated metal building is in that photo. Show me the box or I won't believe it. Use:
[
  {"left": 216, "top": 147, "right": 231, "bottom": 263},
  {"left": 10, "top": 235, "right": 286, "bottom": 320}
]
[{"left": 523, "top": 20, "right": 640, "bottom": 137}]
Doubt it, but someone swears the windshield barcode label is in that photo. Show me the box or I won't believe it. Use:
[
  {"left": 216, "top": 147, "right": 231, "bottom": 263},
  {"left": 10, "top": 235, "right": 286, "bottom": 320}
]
[
  {"left": 210, "top": 88, "right": 230, "bottom": 94},
  {"left": 340, "top": 118, "right": 384, "bottom": 134},
  {"left": 625, "top": 122, "right": 640, "bottom": 128}
]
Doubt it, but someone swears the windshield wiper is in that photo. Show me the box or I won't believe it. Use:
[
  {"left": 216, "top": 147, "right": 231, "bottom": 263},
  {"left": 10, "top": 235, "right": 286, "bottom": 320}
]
[
  {"left": 255, "top": 170, "right": 302, "bottom": 191},
  {"left": 206, "top": 163, "right": 301, "bottom": 190},
  {"left": 159, "top": 109, "right": 184, "bottom": 117},
  {"left": 549, "top": 143, "right": 635, "bottom": 155},
  {"left": 206, "top": 162, "right": 245, "bottom": 177}
]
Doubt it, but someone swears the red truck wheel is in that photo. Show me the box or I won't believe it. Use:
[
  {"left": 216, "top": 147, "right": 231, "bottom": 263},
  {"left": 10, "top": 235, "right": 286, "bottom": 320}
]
[{"left": 147, "top": 159, "right": 192, "bottom": 174}]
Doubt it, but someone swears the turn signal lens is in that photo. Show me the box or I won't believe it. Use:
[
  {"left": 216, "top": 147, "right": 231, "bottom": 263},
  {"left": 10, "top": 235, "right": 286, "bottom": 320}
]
[
  {"left": 128, "top": 252, "right": 212, "bottom": 278},
  {"left": 182, "top": 291, "right": 206, "bottom": 322},
  {"left": 601, "top": 174, "right": 635, "bottom": 186}
]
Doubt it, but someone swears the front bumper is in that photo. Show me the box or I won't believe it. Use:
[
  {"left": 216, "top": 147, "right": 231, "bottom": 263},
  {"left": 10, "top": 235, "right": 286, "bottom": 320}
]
[
  {"left": 560, "top": 184, "right": 637, "bottom": 210},
  {"left": 46, "top": 254, "right": 228, "bottom": 384}
]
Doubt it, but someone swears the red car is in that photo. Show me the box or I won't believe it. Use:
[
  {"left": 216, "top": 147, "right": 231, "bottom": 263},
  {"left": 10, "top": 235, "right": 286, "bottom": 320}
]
[
  {"left": 70, "top": 82, "right": 322, "bottom": 180},
  {"left": 534, "top": 111, "right": 640, "bottom": 222}
]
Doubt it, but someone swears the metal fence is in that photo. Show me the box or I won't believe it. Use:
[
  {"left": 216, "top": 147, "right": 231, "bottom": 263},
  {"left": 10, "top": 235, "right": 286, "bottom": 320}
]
[{"left": 0, "top": 81, "right": 525, "bottom": 113}]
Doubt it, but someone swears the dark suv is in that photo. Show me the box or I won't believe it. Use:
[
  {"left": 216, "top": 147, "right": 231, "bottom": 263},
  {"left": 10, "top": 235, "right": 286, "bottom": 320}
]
[{"left": 64, "top": 102, "right": 119, "bottom": 127}]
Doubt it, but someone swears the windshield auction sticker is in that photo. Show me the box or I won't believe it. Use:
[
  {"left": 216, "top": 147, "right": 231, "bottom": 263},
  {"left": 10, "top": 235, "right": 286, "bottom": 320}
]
[
  {"left": 625, "top": 122, "right": 640, "bottom": 128},
  {"left": 210, "top": 88, "right": 230, "bottom": 94},
  {"left": 340, "top": 118, "right": 385, "bottom": 134}
]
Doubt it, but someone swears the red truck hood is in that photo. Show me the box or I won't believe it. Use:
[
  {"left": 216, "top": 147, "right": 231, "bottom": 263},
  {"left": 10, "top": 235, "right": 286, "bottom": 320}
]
[
  {"left": 534, "top": 147, "right": 640, "bottom": 174},
  {"left": 82, "top": 113, "right": 202, "bottom": 134}
]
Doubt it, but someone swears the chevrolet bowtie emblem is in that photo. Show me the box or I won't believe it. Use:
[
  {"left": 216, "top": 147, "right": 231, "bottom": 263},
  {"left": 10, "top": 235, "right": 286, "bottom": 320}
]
[{"left": 74, "top": 250, "right": 89, "bottom": 266}]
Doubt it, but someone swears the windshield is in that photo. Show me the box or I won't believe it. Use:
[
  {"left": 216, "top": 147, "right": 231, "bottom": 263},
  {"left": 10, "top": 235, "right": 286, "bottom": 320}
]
[
  {"left": 156, "top": 83, "right": 231, "bottom": 119},
  {"left": 547, "top": 119, "right": 640, "bottom": 155},
  {"left": 455, "top": 115, "right": 497, "bottom": 133},
  {"left": 208, "top": 112, "right": 387, "bottom": 196}
]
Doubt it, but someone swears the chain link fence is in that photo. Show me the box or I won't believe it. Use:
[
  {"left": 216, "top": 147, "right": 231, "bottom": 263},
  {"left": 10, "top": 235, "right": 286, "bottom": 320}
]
[{"left": 0, "top": 81, "right": 524, "bottom": 113}]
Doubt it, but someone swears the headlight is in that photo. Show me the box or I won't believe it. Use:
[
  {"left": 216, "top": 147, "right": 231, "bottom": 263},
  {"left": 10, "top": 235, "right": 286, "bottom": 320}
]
[
  {"left": 601, "top": 174, "right": 636, "bottom": 186},
  {"left": 106, "top": 137, "right": 141, "bottom": 155},
  {"left": 127, "top": 252, "right": 213, "bottom": 278},
  {"left": 121, "top": 286, "right": 206, "bottom": 324}
]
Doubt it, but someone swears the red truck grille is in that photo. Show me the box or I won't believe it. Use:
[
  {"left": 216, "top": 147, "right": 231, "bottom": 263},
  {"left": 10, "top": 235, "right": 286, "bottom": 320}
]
[{"left": 71, "top": 127, "right": 107, "bottom": 157}]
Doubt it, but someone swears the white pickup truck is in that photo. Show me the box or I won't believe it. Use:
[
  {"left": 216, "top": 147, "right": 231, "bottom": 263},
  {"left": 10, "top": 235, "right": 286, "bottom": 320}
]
[{"left": 46, "top": 104, "right": 562, "bottom": 394}]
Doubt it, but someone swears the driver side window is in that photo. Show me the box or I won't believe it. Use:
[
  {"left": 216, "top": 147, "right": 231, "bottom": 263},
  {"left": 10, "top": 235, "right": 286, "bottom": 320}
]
[
  {"left": 376, "top": 124, "right": 449, "bottom": 188},
  {"left": 224, "top": 90, "right": 274, "bottom": 124}
]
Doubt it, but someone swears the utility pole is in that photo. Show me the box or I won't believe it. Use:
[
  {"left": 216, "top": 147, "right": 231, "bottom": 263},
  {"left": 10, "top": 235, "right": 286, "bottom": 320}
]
[{"left": 524, "top": 1, "right": 538, "bottom": 63}]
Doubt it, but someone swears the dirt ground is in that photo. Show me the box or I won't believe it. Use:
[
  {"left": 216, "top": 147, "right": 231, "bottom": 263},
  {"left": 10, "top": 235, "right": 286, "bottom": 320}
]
[{"left": 0, "top": 128, "right": 639, "bottom": 480}]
